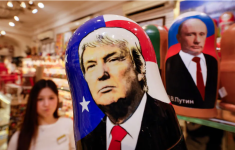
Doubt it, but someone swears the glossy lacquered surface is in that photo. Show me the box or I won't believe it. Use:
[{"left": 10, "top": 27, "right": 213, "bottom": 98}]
[
  {"left": 165, "top": 12, "right": 219, "bottom": 118},
  {"left": 65, "top": 15, "right": 186, "bottom": 150},
  {"left": 220, "top": 24, "right": 235, "bottom": 111},
  {"left": 219, "top": 12, "right": 235, "bottom": 34},
  {"left": 143, "top": 25, "right": 168, "bottom": 80}
]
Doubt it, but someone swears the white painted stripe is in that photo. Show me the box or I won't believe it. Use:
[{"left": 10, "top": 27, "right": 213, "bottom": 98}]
[
  {"left": 103, "top": 14, "right": 137, "bottom": 24},
  {"left": 146, "top": 61, "right": 170, "bottom": 104},
  {"left": 209, "top": 118, "right": 235, "bottom": 126}
]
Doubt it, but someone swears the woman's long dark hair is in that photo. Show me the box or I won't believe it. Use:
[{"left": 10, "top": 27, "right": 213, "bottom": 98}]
[{"left": 17, "top": 79, "right": 59, "bottom": 150}]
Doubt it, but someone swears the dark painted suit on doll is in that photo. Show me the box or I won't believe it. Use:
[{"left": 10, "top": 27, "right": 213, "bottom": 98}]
[
  {"left": 166, "top": 19, "right": 218, "bottom": 109},
  {"left": 77, "top": 28, "right": 186, "bottom": 150}
]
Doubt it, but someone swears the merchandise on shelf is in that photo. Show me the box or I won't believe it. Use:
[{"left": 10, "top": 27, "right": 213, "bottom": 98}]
[
  {"left": 165, "top": 11, "right": 219, "bottom": 118},
  {"left": 219, "top": 12, "right": 235, "bottom": 35},
  {"left": 219, "top": 23, "right": 235, "bottom": 113},
  {"left": 58, "top": 90, "right": 73, "bottom": 119},
  {"left": 66, "top": 14, "right": 186, "bottom": 150},
  {"left": 8, "top": 104, "right": 26, "bottom": 142},
  {"left": 143, "top": 24, "right": 168, "bottom": 80}
]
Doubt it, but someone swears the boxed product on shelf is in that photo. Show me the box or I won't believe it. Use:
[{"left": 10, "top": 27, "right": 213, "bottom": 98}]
[
  {"left": 50, "top": 78, "right": 69, "bottom": 90},
  {"left": 58, "top": 90, "right": 73, "bottom": 119},
  {"left": 8, "top": 104, "right": 26, "bottom": 142}
]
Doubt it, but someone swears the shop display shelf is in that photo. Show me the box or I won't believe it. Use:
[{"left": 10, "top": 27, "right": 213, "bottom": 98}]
[
  {"left": 0, "top": 93, "right": 10, "bottom": 105},
  {"left": 44, "top": 76, "right": 67, "bottom": 80},
  {"left": 22, "top": 86, "right": 32, "bottom": 89},
  {"left": 22, "top": 74, "right": 35, "bottom": 77},
  {"left": 58, "top": 87, "right": 70, "bottom": 92},
  {"left": 177, "top": 115, "right": 235, "bottom": 133}
]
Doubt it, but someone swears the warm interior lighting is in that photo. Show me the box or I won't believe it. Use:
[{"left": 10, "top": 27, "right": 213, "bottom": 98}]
[
  {"left": 7, "top": 1, "right": 13, "bottom": 7},
  {"left": 1, "top": 31, "right": 6, "bottom": 35},
  {"left": 14, "top": 16, "right": 19, "bottom": 21},
  {"left": 9, "top": 22, "right": 15, "bottom": 27},
  {"left": 32, "top": 9, "right": 38, "bottom": 14},
  {"left": 29, "top": 0, "right": 33, "bottom": 5},
  {"left": 20, "top": 2, "right": 26, "bottom": 8},
  {"left": 38, "top": 2, "right": 44, "bottom": 8}
]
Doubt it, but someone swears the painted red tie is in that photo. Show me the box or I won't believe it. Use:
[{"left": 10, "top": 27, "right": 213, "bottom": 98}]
[
  {"left": 192, "top": 57, "right": 205, "bottom": 100},
  {"left": 108, "top": 126, "right": 127, "bottom": 150}
]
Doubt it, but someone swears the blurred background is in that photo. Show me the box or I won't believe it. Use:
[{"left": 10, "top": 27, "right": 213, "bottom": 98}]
[{"left": 0, "top": 0, "right": 235, "bottom": 150}]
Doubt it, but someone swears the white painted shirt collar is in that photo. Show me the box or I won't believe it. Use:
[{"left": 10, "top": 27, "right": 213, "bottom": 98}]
[
  {"left": 179, "top": 50, "right": 206, "bottom": 68},
  {"left": 106, "top": 93, "right": 147, "bottom": 150},
  {"left": 179, "top": 50, "right": 207, "bottom": 85}
]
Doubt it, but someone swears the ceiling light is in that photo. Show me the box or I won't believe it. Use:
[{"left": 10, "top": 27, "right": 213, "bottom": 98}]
[
  {"left": 7, "top": 2, "right": 13, "bottom": 7},
  {"left": 38, "top": 2, "right": 44, "bottom": 8},
  {"left": 1, "top": 31, "right": 6, "bottom": 35},
  {"left": 20, "top": 2, "right": 26, "bottom": 8},
  {"left": 32, "top": 9, "right": 38, "bottom": 14},
  {"left": 14, "top": 16, "right": 19, "bottom": 21},
  {"left": 9, "top": 22, "right": 15, "bottom": 27},
  {"left": 29, "top": 0, "right": 33, "bottom": 5}
]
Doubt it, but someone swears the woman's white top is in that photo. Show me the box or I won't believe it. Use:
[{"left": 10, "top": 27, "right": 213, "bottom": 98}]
[{"left": 8, "top": 117, "right": 76, "bottom": 150}]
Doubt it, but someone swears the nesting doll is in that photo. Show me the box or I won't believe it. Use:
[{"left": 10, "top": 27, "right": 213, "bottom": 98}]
[
  {"left": 143, "top": 25, "right": 168, "bottom": 80},
  {"left": 219, "top": 24, "right": 235, "bottom": 112},
  {"left": 219, "top": 12, "right": 235, "bottom": 35},
  {"left": 165, "top": 12, "right": 219, "bottom": 118},
  {"left": 65, "top": 15, "right": 186, "bottom": 150}
]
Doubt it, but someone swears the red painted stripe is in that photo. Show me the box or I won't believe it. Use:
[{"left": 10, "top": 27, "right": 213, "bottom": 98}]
[
  {"left": 105, "top": 20, "right": 157, "bottom": 63},
  {"left": 166, "top": 35, "right": 217, "bottom": 61}
]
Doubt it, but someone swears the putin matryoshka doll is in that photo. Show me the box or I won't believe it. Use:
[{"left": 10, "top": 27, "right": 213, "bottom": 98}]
[{"left": 165, "top": 12, "right": 219, "bottom": 118}]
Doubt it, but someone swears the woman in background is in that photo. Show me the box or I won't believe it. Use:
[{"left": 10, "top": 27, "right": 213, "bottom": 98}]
[{"left": 8, "top": 79, "right": 75, "bottom": 150}]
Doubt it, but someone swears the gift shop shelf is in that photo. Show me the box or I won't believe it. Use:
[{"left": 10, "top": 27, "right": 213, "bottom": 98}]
[
  {"left": 0, "top": 57, "right": 73, "bottom": 148},
  {"left": 58, "top": 87, "right": 70, "bottom": 92},
  {"left": 177, "top": 114, "right": 235, "bottom": 133}
]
